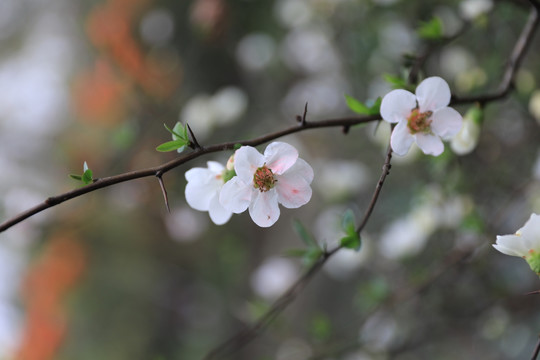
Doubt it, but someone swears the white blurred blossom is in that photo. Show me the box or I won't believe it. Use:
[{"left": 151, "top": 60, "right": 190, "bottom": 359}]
[
  {"left": 179, "top": 87, "right": 248, "bottom": 139},
  {"left": 274, "top": 0, "right": 313, "bottom": 29},
  {"left": 251, "top": 257, "right": 298, "bottom": 300},
  {"left": 359, "top": 311, "right": 399, "bottom": 351},
  {"left": 451, "top": 108, "right": 481, "bottom": 155},
  {"left": 236, "top": 33, "right": 276, "bottom": 71},
  {"left": 139, "top": 8, "right": 175, "bottom": 46},
  {"left": 315, "top": 160, "right": 370, "bottom": 200},
  {"left": 459, "top": 0, "right": 493, "bottom": 20},
  {"left": 165, "top": 206, "right": 208, "bottom": 242}
]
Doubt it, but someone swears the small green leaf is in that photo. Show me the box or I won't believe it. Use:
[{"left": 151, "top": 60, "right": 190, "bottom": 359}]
[
  {"left": 340, "top": 233, "right": 361, "bottom": 250},
  {"left": 341, "top": 209, "right": 356, "bottom": 235},
  {"left": 303, "top": 247, "right": 324, "bottom": 266},
  {"left": 417, "top": 16, "right": 443, "bottom": 40},
  {"left": 82, "top": 168, "right": 93, "bottom": 185},
  {"left": 345, "top": 94, "right": 371, "bottom": 115},
  {"left": 171, "top": 122, "right": 188, "bottom": 141},
  {"left": 69, "top": 174, "right": 82, "bottom": 181},
  {"left": 293, "top": 219, "right": 319, "bottom": 249},
  {"left": 383, "top": 74, "right": 409, "bottom": 89},
  {"left": 156, "top": 140, "right": 188, "bottom": 152},
  {"left": 368, "top": 97, "right": 382, "bottom": 115},
  {"left": 233, "top": 143, "right": 242, "bottom": 150},
  {"left": 309, "top": 313, "right": 332, "bottom": 341}
]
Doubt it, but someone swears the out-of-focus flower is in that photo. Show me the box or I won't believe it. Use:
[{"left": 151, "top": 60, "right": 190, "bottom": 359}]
[
  {"left": 315, "top": 160, "right": 370, "bottom": 201},
  {"left": 211, "top": 86, "right": 248, "bottom": 125},
  {"left": 451, "top": 107, "right": 482, "bottom": 155},
  {"left": 185, "top": 161, "right": 233, "bottom": 225},
  {"left": 380, "top": 76, "right": 463, "bottom": 156},
  {"left": 220, "top": 142, "right": 313, "bottom": 227},
  {"left": 493, "top": 214, "right": 540, "bottom": 274},
  {"left": 459, "top": 0, "right": 493, "bottom": 20},
  {"left": 250, "top": 257, "right": 298, "bottom": 300}
]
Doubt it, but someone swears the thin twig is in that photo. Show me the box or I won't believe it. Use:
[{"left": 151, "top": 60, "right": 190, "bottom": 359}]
[
  {"left": 186, "top": 123, "right": 202, "bottom": 150},
  {"left": 452, "top": 1, "right": 539, "bottom": 105},
  {"left": 203, "top": 144, "right": 394, "bottom": 360},
  {"left": 531, "top": 335, "right": 540, "bottom": 360}
]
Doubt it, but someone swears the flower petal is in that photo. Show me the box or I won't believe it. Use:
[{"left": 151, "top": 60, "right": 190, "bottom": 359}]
[
  {"left": 185, "top": 177, "right": 218, "bottom": 211},
  {"left": 207, "top": 161, "right": 224, "bottom": 173},
  {"left": 234, "top": 146, "right": 265, "bottom": 183},
  {"left": 286, "top": 158, "right": 313, "bottom": 183},
  {"left": 494, "top": 234, "right": 529, "bottom": 257},
  {"left": 276, "top": 171, "right": 312, "bottom": 209},
  {"left": 185, "top": 167, "right": 213, "bottom": 183},
  {"left": 431, "top": 107, "right": 463, "bottom": 140},
  {"left": 414, "top": 133, "right": 444, "bottom": 156},
  {"left": 249, "top": 190, "right": 280, "bottom": 227},
  {"left": 208, "top": 193, "right": 233, "bottom": 225},
  {"left": 380, "top": 89, "right": 417, "bottom": 124},
  {"left": 390, "top": 120, "right": 415, "bottom": 155},
  {"left": 519, "top": 214, "right": 540, "bottom": 252},
  {"left": 219, "top": 177, "right": 252, "bottom": 214},
  {"left": 415, "top": 76, "right": 451, "bottom": 112},
  {"left": 264, "top": 142, "right": 298, "bottom": 175}
]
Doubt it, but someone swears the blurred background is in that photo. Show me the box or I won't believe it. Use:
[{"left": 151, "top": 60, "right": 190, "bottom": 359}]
[{"left": 0, "top": 0, "right": 540, "bottom": 359}]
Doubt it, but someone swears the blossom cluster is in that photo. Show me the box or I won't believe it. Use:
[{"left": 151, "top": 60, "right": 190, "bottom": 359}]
[{"left": 185, "top": 142, "right": 314, "bottom": 227}]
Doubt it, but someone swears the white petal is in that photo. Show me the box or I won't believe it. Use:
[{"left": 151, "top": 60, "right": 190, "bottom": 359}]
[
  {"left": 234, "top": 146, "right": 265, "bottom": 183},
  {"left": 286, "top": 158, "right": 313, "bottom": 183},
  {"left": 264, "top": 142, "right": 298, "bottom": 175},
  {"left": 275, "top": 171, "right": 312, "bottom": 209},
  {"left": 416, "top": 76, "right": 451, "bottom": 112},
  {"left": 249, "top": 190, "right": 280, "bottom": 227},
  {"left": 185, "top": 167, "right": 212, "bottom": 183},
  {"left": 219, "top": 177, "right": 252, "bottom": 214},
  {"left": 414, "top": 133, "right": 444, "bottom": 156},
  {"left": 380, "top": 89, "right": 417, "bottom": 124},
  {"left": 520, "top": 214, "right": 540, "bottom": 251},
  {"left": 207, "top": 161, "right": 224, "bottom": 173},
  {"left": 494, "top": 234, "right": 529, "bottom": 257},
  {"left": 208, "top": 193, "right": 233, "bottom": 225},
  {"left": 431, "top": 107, "right": 463, "bottom": 140},
  {"left": 185, "top": 179, "right": 218, "bottom": 211},
  {"left": 390, "top": 120, "right": 414, "bottom": 155}
]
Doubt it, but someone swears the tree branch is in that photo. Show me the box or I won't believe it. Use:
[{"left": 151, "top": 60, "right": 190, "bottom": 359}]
[
  {"left": 0, "top": 114, "right": 379, "bottom": 233},
  {"left": 452, "top": 1, "right": 539, "bottom": 105}
]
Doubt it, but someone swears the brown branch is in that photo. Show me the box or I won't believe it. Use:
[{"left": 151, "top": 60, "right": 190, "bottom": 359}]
[
  {"left": 531, "top": 335, "right": 540, "bottom": 360},
  {"left": 0, "top": 114, "right": 379, "bottom": 233},
  {"left": 203, "top": 144, "right": 394, "bottom": 360},
  {"left": 452, "top": 0, "right": 539, "bottom": 105}
]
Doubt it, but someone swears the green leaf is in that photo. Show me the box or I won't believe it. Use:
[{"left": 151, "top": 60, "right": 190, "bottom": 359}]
[
  {"left": 171, "top": 122, "right": 188, "bottom": 141},
  {"left": 341, "top": 209, "right": 356, "bottom": 235},
  {"left": 82, "top": 168, "right": 93, "bottom": 185},
  {"left": 309, "top": 313, "right": 332, "bottom": 341},
  {"left": 293, "top": 219, "right": 319, "bottom": 249},
  {"left": 383, "top": 73, "right": 409, "bottom": 89},
  {"left": 417, "top": 16, "right": 443, "bottom": 40},
  {"left": 345, "top": 94, "right": 371, "bottom": 115},
  {"left": 340, "top": 233, "right": 361, "bottom": 250},
  {"left": 156, "top": 140, "right": 188, "bottom": 152},
  {"left": 303, "top": 247, "right": 324, "bottom": 266},
  {"left": 233, "top": 143, "right": 242, "bottom": 150},
  {"left": 69, "top": 174, "right": 82, "bottom": 181},
  {"left": 368, "top": 97, "right": 382, "bottom": 115}
]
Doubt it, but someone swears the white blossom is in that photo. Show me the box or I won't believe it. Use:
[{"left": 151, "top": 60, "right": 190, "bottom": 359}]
[{"left": 380, "top": 76, "right": 463, "bottom": 156}]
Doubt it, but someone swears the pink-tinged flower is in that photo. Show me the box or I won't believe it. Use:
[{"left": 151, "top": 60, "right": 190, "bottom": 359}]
[
  {"left": 493, "top": 213, "right": 540, "bottom": 274},
  {"left": 380, "top": 76, "right": 463, "bottom": 156},
  {"left": 185, "top": 161, "right": 233, "bottom": 225},
  {"left": 219, "top": 142, "right": 314, "bottom": 227}
]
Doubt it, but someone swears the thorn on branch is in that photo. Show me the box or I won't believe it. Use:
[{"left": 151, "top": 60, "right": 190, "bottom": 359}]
[
  {"left": 156, "top": 173, "right": 171, "bottom": 213},
  {"left": 186, "top": 123, "right": 202, "bottom": 150},
  {"left": 342, "top": 125, "right": 350, "bottom": 134},
  {"left": 296, "top": 102, "right": 309, "bottom": 126}
]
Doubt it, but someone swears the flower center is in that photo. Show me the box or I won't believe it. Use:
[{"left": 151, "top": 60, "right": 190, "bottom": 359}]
[
  {"left": 253, "top": 165, "right": 276, "bottom": 192},
  {"left": 407, "top": 109, "right": 433, "bottom": 134}
]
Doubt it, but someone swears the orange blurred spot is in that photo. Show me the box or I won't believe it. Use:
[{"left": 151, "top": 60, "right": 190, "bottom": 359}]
[
  {"left": 15, "top": 233, "right": 86, "bottom": 360},
  {"left": 72, "top": 59, "right": 130, "bottom": 125}
]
